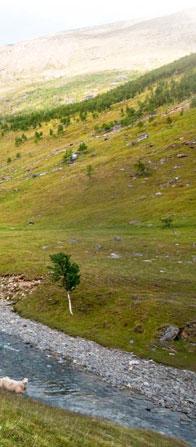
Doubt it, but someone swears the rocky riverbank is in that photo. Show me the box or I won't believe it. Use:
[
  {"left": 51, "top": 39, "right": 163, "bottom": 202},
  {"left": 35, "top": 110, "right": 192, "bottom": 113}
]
[{"left": 0, "top": 300, "right": 195, "bottom": 419}]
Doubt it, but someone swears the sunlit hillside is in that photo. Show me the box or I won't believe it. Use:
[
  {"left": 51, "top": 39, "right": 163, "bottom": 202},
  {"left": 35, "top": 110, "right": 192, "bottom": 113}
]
[
  {"left": 0, "top": 8, "right": 195, "bottom": 114},
  {"left": 0, "top": 54, "right": 195, "bottom": 370}
]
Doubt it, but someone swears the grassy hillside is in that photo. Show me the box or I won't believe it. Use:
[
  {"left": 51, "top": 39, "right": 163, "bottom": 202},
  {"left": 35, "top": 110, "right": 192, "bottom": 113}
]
[
  {"left": 0, "top": 391, "right": 187, "bottom": 447},
  {"left": 2, "top": 53, "right": 195, "bottom": 130},
  {"left": 1, "top": 8, "right": 195, "bottom": 104},
  {"left": 0, "top": 70, "right": 138, "bottom": 116},
  {"left": 0, "top": 55, "right": 195, "bottom": 370}
]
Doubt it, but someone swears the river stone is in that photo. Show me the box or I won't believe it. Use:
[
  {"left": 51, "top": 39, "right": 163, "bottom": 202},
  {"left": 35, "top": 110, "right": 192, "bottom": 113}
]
[{"left": 160, "top": 325, "right": 180, "bottom": 342}]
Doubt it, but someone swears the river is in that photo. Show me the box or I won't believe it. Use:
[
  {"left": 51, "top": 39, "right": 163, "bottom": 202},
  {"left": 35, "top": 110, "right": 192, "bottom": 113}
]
[{"left": 0, "top": 331, "right": 195, "bottom": 446}]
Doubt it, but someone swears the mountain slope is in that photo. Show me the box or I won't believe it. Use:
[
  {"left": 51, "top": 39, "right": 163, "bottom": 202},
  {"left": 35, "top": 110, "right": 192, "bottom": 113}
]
[
  {"left": 0, "top": 9, "right": 195, "bottom": 114},
  {"left": 0, "top": 55, "right": 195, "bottom": 370},
  {"left": 1, "top": 9, "right": 196, "bottom": 81}
]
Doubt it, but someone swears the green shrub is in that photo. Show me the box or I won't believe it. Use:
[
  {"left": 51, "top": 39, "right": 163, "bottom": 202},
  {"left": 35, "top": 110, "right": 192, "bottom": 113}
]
[
  {"left": 78, "top": 142, "right": 88, "bottom": 153},
  {"left": 135, "top": 160, "right": 151, "bottom": 177}
]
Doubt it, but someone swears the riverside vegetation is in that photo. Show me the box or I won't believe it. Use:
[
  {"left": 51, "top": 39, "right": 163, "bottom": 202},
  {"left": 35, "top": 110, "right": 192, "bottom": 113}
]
[
  {"left": 0, "top": 54, "right": 196, "bottom": 374},
  {"left": 0, "top": 391, "right": 187, "bottom": 447}
]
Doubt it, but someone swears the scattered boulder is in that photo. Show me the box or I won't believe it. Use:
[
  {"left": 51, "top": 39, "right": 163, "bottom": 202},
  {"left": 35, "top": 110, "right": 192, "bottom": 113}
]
[
  {"left": 177, "top": 153, "right": 188, "bottom": 158},
  {"left": 95, "top": 244, "right": 102, "bottom": 251},
  {"left": 70, "top": 153, "right": 78, "bottom": 162},
  {"left": 185, "top": 140, "right": 196, "bottom": 148},
  {"left": 113, "top": 236, "right": 122, "bottom": 242},
  {"left": 160, "top": 321, "right": 196, "bottom": 343},
  {"left": 132, "top": 252, "right": 143, "bottom": 257},
  {"left": 109, "top": 252, "right": 121, "bottom": 259},
  {"left": 179, "top": 321, "right": 196, "bottom": 342},
  {"left": 136, "top": 133, "right": 149, "bottom": 142},
  {"left": 160, "top": 325, "right": 180, "bottom": 343}
]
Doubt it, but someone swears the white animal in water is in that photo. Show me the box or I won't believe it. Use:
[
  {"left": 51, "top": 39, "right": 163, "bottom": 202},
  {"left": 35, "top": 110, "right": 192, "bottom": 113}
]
[{"left": 0, "top": 377, "right": 28, "bottom": 394}]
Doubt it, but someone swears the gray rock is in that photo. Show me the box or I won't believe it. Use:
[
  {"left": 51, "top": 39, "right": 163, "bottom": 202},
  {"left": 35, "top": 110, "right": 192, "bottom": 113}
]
[
  {"left": 95, "top": 244, "right": 102, "bottom": 251},
  {"left": 109, "top": 253, "right": 121, "bottom": 259},
  {"left": 160, "top": 325, "right": 180, "bottom": 342}
]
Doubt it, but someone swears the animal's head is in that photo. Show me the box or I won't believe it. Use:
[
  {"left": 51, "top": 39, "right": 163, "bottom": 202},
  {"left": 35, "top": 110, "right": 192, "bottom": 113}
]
[{"left": 22, "top": 378, "right": 28, "bottom": 389}]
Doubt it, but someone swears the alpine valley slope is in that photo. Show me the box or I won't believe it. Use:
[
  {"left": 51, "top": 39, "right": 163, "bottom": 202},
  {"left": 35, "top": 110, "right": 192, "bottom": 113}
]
[
  {"left": 0, "top": 9, "right": 196, "bottom": 114},
  {"left": 0, "top": 55, "right": 195, "bottom": 371}
]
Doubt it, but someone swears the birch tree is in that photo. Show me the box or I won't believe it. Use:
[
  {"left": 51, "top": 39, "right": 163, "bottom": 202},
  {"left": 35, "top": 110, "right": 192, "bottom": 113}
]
[{"left": 49, "top": 253, "right": 80, "bottom": 316}]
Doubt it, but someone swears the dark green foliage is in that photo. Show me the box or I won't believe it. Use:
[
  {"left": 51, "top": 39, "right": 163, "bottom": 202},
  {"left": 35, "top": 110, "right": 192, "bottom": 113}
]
[
  {"left": 49, "top": 128, "right": 54, "bottom": 136},
  {"left": 166, "top": 116, "right": 173, "bottom": 126},
  {"left": 161, "top": 217, "right": 173, "bottom": 229},
  {"left": 95, "top": 120, "right": 118, "bottom": 133},
  {"left": 22, "top": 133, "right": 27, "bottom": 141},
  {"left": 57, "top": 124, "right": 64, "bottom": 135},
  {"left": 79, "top": 111, "right": 87, "bottom": 121},
  {"left": 49, "top": 253, "right": 80, "bottom": 293},
  {"left": 15, "top": 134, "right": 27, "bottom": 147},
  {"left": 120, "top": 107, "right": 142, "bottom": 127},
  {"left": 135, "top": 160, "right": 150, "bottom": 177},
  {"left": 2, "top": 54, "right": 196, "bottom": 131},
  {"left": 7, "top": 157, "right": 12, "bottom": 164},
  {"left": 15, "top": 136, "right": 23, "bottom": 147},
  {"left": 34, "top": 131, "right": 43, "bottom": 142},
  {"left": 60, "top": 116, "right": 70, "bottom": 126},
  {"left": 92, "top": 111, "right": 99, "bottom": 119},
  {"left": 78, "top": 142, "right": 88, "bottom": 153},
  {"left": 16, "top": 152, "right": 21, "bottom": 159},
  {"left": 63, "top": 149, "right": 72, "bottom": 164}
]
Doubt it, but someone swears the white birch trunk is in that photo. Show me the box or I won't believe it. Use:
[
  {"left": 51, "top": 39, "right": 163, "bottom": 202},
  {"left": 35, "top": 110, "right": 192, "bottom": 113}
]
[{"left": 67, "top": 291, "right": 73, "bottom": 315}]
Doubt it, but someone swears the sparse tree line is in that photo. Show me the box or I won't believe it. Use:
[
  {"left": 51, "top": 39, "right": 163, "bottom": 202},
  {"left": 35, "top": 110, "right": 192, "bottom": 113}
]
[
  {"left": 0, "top": 54, "right": 195, "bottom": 133},
  {"left": 95, "top": 70, "right": 196, "bottom": 132}
]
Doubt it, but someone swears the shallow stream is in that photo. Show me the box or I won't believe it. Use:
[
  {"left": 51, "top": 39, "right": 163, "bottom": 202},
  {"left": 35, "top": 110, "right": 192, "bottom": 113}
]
[{"left": 0, "top": 331, "right": 195, "bottom": 445}]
